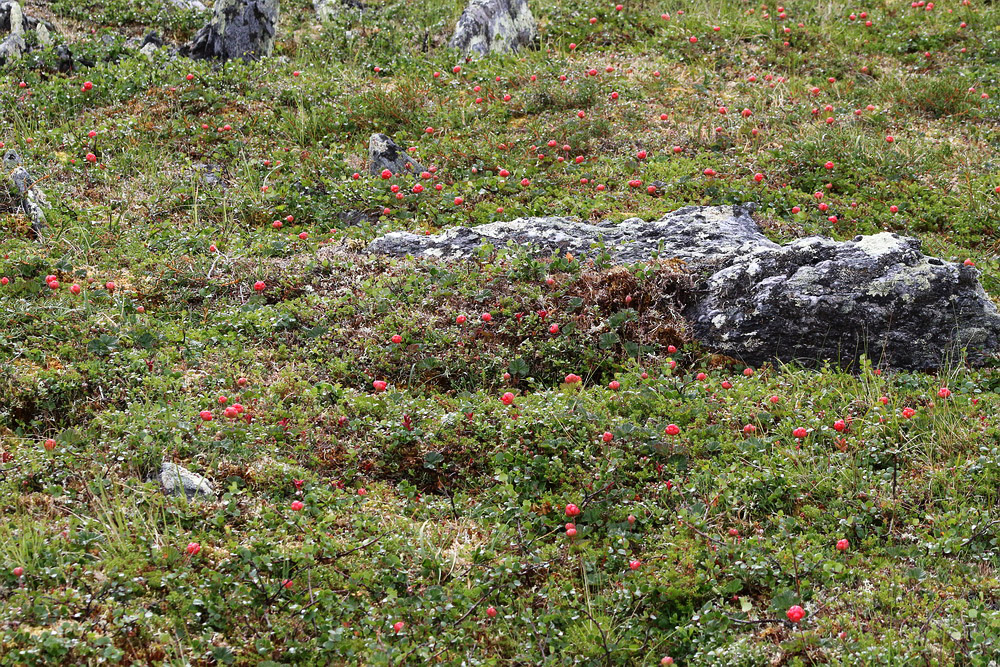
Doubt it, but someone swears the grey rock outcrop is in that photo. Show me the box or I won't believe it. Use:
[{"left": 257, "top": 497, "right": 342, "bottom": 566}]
[
  {"left": 314, "top": 0, "right": 365, "bottom": 21},
  {"left": 182, "top": 0, "right": 279, "bottom": 62},
  {"left": 450, "top": 0, "right": 537, "bottom": 57},
  {"left": 0, "top": 2, "right": 26, "bottom": 64},
  {"left": 368, "top": 204, "right": 768, "bottom": 267},
  {"left": 159, "top": 462, "right": 215, "bottom": 499},
  {"left": 690, "top": 233, "right": 1000, "bottom": 369},
  {"left": 0, "top": 1, "right": 57, "bottom": 66},
  {"left": 368, "top": 133, "right": 425, "bottom": 177},
  {"left": 367, "top": 204, "right": 1000, "bottom": 370},
  {"left": 3, "top": 150, "right": 48, "bottom": 237}
]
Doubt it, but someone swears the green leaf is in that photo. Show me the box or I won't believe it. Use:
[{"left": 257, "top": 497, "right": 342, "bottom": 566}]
[
  {"left": 303, "top": 325, "right": 329, "bottom": 338},
  {"left": 508, "top": 358, "right": 530, "bottom": 377},
  {"left": 599, "top": 332, "right": 619, "bottom": 349},
  {"left": 424, "top": 451, "right": 444, "bottom": 470}
]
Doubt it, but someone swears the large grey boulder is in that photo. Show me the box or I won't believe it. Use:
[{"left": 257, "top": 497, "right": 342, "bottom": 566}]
[
  {"left": 450, "top": 0, "right": 537, "bottom": 57},
  {"left": 368, "top": 133, "right": 425, "bottom": 177},
  {"left": 366, "top": 205, "right": 1000, "bottom": 370},
  {"left": 690, "top": 233, "right": 1000, "bottom": 370},
  {"left": 182, "top": 0, "right": 279, "bottom": 62},
  {"left": 159, "top": 462, "right": 215, "bottom": 499}
]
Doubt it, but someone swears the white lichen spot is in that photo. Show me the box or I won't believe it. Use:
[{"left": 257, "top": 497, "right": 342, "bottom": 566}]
[{"left": 854, "top": 233, "right": 903, "bottom": 258}]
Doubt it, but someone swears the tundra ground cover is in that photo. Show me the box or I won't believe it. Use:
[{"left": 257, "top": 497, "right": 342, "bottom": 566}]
[{"left": 1, "top": 0, "right": 1000, "bottom": 664}]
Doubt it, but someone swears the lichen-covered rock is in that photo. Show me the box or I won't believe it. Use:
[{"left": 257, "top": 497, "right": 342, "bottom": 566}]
[
  {"left": 137, "top": 32, "right": 165, "bottom": 59},
  {"left": 368, "top": 133, "right": 425, "bottom": 177},
  {"left": 450, "top": 0, "right": 537, "bottom": 57},
  {"left": 367, "top": 204, "right": 768, "bottom": 268},
  {"left": 0, "top": 0, "right": 25, "bottom": 64},
  {"left": 0, "top": 31, "right": 24, "bottom": 65},
  {"left": 690, "top": 233, "right": 1000, "bottom": 370},
  {"left": 182, "top": 0, "right": 279, "bottom": 62},
  {"left": 0, "top": 1, "right": 57, "bottom": 66},
  {"left": 4, "top": 150, "right": 48, "bottom": 237},
  {"left": 159, "top": 462, "right": 215, "bottom": 499},
  {"left": 367, "top": 205, "right": 1000, "bottom": 369},
  {"left": 168, "top": 0, "right": 208, "bottom": 11},
  {"left": 314, "top": 0, "right": 365, "bottom": 21}
]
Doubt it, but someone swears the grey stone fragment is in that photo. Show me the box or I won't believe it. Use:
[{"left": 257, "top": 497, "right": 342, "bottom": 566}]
[
  {"left": 139, "top": 37, "right": 162, "bottom": 58},
  {"left": 0, "top": 1, "right": 26, "bottom": 64},
  {"left": 182, "top": 0, "right": 279, "bottom": 62},
  {"left": 0, "top": 1, "right": 60, "bottom": 65},
  {"left": 168, "top": 0, "right": 208, "bottom": 10},
  {"left": 4, "top": 150, "right": 47, "bottom": 236},
  {"left": 160, "top": 462, "right": 215, "bottom": 499},
  {"left": 368, "top": 133, "right": 425, "bottom": 177},
  {"left": 34, "top": 22, "right": 50, "bottom": 46},
  {"left": 193, "top": 162, "right": 224, "bottom": 187},
  {"left": 314, "top": 0, "right": 365, "bottom": 21},
  {"left": 54, "top": 44, "right": 73, "bottom": 71},
  {"left": 450, "top": 0, "right": 537, "bottom": 57},
  {"left": 0, "top": 32, "right": 24, "bottom": 63}
]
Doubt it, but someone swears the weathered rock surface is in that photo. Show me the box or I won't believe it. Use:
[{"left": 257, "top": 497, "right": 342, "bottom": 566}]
[
  {"left": 182, "top": 0, "right": 279, "bottom": 62},
  {"left": 3, "top": 150, "right": 48, "bottom": 237},
  {"left": 168, "top": 0, "right": 208, "bottom": 11},
  {"left": 368, "top": 204, "right": 769, "bottom": 267},
  {"left": 159, "top": 462, "right": 215, "bottom": 499},
  {"left": 691, "top": 232, "right": 1000, "bottom": 369},
  {"left": 367, "top": 204, "right": 1000, "bottom": 369},
  {"left": 0, "top": 1, "right": 26, "bottom": 64},
  {"left": 368, "top": 133, "right": 425, "bottom": 177},
  {"left": 0, "top": 1, "right": 57, "bottom": 66},
  {"left": 137, "top": 32, "right": 165, "bottom": 59},
  {"left": 450, "top": 0, "right": 537, "bottom": 57},
  {"left": 314, "top": 0, "right": 365, "bottom": 21}
]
